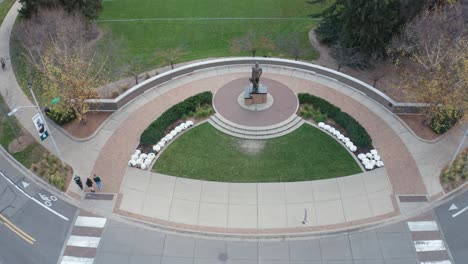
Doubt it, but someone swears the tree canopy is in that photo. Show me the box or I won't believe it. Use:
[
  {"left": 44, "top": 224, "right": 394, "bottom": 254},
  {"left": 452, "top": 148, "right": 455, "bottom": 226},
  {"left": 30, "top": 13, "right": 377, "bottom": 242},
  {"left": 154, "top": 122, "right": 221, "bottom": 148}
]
[
  {"left": 314, "top": 0, "right": 425, "bottom": 59},
  {"left": 389, "top": 1, "right": 467, "bottom": 133},
  {"left": 19, "top": 0, "right": 103, "bottom": 20}
]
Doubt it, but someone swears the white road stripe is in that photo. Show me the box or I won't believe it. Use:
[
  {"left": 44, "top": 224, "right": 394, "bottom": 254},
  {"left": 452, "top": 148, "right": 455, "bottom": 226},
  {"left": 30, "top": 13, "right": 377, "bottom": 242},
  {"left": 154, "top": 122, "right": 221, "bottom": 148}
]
[
  {"left": 0, "top": 171, "right": 68, "bottom": 221},
  {"left": 408, "top": 221, "right": 439, "bottom": 231},
  {"left": 414, "top": 240, "right": 446, "bottom": 252},
  {"left": 61, "top": 256, "right": 94, "bottom": 264},
  {"left": 420, "top": 261, "right": 451, "bottom": 264},
  {"left": 75, "top": 216, "right": 107, "bottom": 228},
  {"left": 67, "top": 236, "right": 101, "bottom": 248}
]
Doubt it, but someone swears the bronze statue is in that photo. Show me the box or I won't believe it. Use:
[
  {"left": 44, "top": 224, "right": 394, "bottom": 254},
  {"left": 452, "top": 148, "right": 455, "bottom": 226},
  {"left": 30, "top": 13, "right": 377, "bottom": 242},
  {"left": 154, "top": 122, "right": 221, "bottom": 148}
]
[{"left": 249, "top": 62, "right": 262, "bottom": 93}]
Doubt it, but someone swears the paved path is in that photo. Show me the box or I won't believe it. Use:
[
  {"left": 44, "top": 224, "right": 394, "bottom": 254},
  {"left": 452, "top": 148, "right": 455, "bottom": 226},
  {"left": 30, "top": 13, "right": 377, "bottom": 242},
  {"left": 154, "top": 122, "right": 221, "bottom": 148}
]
[{"left": 1, "top": 2, "right": 467, "bottom": 235}]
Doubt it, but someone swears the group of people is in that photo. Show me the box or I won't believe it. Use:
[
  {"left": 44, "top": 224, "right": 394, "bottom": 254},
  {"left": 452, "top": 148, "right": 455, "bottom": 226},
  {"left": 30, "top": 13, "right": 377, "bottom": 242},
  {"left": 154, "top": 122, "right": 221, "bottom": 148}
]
[{"left": 74, "top": 174, "right": 103, "bottom": 193}]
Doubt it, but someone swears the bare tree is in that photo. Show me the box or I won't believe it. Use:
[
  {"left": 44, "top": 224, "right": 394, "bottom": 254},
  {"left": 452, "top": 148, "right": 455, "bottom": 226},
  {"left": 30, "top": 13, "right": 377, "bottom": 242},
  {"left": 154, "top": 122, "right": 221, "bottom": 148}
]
[
  {"left": 330, "top": 42, "right": 368, "bottom": 71},
  {"left": 15, "top": 8, "right": 98, "bottom": 67},
  {"left": 276, "top": 32, "right": 314, "bottom": 61},
  {"left": 389, "top": 2, "right": 468, "bottom": 124},
  {"left": 153, "top": 46, "right": 187, "bottom": 70},
  {"left": 15, "top": 8, "right": 108, "bottom": 122},
  {"left": 125, "top": 56, "right": 146, "bottom": 84},
  {"left": 230, "top": 29, "right": 276, "bottom": 57}
]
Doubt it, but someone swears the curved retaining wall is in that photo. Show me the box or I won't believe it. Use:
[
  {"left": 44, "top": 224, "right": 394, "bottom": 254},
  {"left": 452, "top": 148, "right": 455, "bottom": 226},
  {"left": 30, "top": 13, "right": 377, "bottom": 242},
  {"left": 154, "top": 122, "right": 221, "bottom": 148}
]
[{"left": 87, "top": 57, "right": 427, "bottom": 113}]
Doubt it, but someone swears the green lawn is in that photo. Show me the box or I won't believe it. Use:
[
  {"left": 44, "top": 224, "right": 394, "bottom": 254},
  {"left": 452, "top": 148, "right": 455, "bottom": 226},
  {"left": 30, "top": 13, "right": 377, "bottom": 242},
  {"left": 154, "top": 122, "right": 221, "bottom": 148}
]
[
  {"left": 153, "top": 123, "right": 361, "bottom": 182},
  {"left": 99, "top": 0, "right": 325, "bottom": 67},
  {"left": 0, "top": 0, "right": 15, "bottom": 26}
]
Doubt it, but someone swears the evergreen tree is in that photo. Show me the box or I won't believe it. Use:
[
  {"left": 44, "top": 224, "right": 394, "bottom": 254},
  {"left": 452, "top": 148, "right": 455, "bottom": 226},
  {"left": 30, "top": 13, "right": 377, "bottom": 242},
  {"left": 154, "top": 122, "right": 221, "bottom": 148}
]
[
  {"left": 19, "top": 0, "right": 102, "bottom": 20},
  {"left": 314, "top": 0, "right": 425, "bottom": 58}
]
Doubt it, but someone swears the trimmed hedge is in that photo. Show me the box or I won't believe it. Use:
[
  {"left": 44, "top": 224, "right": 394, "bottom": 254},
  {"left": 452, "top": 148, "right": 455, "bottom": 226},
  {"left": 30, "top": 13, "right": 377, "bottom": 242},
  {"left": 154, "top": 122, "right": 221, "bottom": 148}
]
[
  {"left": 298, "top": 93, "right": 372, "bottom": 148},
  {"left": 140, "top": 91, "right": 212, "bottom": 145}
]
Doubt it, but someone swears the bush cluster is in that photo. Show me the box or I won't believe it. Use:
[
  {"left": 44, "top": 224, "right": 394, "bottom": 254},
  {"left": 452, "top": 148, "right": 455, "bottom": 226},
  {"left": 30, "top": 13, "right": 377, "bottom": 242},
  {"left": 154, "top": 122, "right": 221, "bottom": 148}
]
[
  {"left": 140, "top": 91, "right": 212, "bottom": 145},
  {"left": 429, "top": 109, "right": 463, "bottom": 134},
  {"left": 47, "top": 107, "right": 76, "bottom": 125},
  {"left": 298, "top": 93, "right": 372, "bottom": 148}
]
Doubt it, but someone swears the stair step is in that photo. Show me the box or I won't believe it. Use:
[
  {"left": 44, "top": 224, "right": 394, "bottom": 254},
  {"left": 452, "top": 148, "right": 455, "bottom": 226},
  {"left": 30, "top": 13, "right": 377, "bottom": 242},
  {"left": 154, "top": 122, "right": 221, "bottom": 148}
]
[{"left": 208, "top": 114, "right": 305, "bottom": 140}]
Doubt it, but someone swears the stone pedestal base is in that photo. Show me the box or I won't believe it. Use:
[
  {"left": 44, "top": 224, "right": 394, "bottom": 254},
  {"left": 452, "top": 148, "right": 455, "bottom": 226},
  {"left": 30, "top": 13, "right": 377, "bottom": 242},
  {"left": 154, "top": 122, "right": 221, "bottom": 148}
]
[
  {"left": 244, "top": 85, "right": 268, "bottom": 106},
  {"left": 245, "top": 93, "right": 267, "bottom": 105}
]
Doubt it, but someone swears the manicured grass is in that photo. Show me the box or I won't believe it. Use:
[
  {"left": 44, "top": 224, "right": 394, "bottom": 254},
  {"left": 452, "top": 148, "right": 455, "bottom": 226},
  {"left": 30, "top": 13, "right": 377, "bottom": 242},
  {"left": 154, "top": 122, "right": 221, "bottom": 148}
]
[
  {"left": 99, "top": 0, "right": 324, "bottom": 67},
  {"left": 153, "top": 122, "right": 361, "bottom": 182},
  {"left": 0, "top": 0, "right": 15, "bottom": 26}
]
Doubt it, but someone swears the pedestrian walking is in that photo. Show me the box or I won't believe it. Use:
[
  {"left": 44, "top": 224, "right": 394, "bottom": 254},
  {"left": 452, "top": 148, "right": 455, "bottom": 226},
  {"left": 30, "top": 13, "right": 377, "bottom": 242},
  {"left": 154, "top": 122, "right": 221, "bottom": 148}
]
[
  {"left": 86, "top": 177, "right": 95, "bottom": 193},
  {"left": 93, "top": 174, "right": 103, "bottom": 190},
  {"left": 0, "top": 58, "right": 6, "bottom": 71},
  {"left": 74, "top": 175, "right": 83, "bottom": 190}
]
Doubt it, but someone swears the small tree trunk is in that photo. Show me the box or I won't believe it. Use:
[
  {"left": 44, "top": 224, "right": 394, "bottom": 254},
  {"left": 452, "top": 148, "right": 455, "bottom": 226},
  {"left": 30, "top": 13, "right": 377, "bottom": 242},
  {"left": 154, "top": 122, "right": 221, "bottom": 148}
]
[
  {"left": 134, "top": 75, "right": 139, "bottom": 85},
  {"left": 337, "top": 65, "right": 342, "bottom": 71},
  {"left": 170, "top": 61, "right": 174, "bottom": 69},
  {"left": 373, "top": 78, "right": 377, "bottom": 87},
  {"left": 252, "top": 49, "right": 256, "bottom": 57}
]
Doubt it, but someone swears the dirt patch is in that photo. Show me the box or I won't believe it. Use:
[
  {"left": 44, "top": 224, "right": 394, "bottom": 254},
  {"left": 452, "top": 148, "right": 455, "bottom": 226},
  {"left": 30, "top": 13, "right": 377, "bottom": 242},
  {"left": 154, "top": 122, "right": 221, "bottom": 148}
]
[
  {"left": 62, "top": 112, "right": 112, "bottom": 139},
  {"left": 398, "top": 114, "right": 440, "bottom": 141},
  {"left": 8, "top": 134, "right": 35, "bottom": 153},
  {"left": 234, "top": 139, "right": 266, "bottom": 155}
]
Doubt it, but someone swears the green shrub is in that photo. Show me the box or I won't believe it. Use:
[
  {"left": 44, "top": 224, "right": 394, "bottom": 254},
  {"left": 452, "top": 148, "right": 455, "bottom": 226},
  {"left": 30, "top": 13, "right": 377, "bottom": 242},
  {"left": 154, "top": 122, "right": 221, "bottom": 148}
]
[
  {"left": 298, "top": 93, "right": 372, "bottom": 148},
  {"left": 312, "top": 112, "right": 327, "bottom": 123},
  {"left": 140, "top": 91, "right": 212, "bottom": 145},
  {"left": 429, "top": 109, "right": 463, "bottom": 134},
  {"left": 50, "top": 173, "right": 66, "bottom": 191},
  {"left": 298, "top": 93, "right": 340, "bottom": 118},
  {"left": 47, "top": 108, "right": 76, "bottom": 125},
  {"left": 194, "top": 105, "right": 214, "bottom": 119}
]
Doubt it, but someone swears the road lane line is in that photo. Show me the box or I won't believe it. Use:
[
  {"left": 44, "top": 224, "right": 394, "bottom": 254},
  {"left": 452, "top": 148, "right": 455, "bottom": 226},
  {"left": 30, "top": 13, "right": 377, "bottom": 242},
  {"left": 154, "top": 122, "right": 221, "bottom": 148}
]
[
  {"left": 420, "top": 261, "right": 452, "bottom": 264},
  {"left": 66, "top": 236, "right": 101, "bottom": 248},
  {"left": 0, "top": 213, "right": 36, "bottom": 242},
  {"left": 413, "top": 240, "right": 446, "bottom": 252},
  {"left": 60, "top": 256, "right": 94, "bottom": 264},
  {"left": 452, "top": 206, "right": 468, "bottom": 218},
  {"left": 0, "top": 171, "right": 69, "bottom": 221},
  {"left": 408, "top": 221, "right": 439, "bottom": 231},
  {"left": 3, "top": 222, "right": 34, "bottom": 244},
  {"left": 74, "top": 216, "right": 107, "bottom": 228}
]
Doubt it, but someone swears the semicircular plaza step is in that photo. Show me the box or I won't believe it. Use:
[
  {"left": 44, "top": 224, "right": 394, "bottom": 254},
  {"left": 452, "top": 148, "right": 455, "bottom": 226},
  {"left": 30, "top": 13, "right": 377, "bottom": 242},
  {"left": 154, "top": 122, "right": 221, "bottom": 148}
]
[{"left": 208, "top": 113, "right": 304, "bottom": 139}]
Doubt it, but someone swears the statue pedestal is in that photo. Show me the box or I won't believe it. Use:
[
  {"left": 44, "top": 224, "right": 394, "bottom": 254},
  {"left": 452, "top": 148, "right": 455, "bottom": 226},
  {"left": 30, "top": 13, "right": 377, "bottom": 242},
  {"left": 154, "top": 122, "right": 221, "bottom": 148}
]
[{"left": 244, "top": 85, "right": 268, "bottom": 106}]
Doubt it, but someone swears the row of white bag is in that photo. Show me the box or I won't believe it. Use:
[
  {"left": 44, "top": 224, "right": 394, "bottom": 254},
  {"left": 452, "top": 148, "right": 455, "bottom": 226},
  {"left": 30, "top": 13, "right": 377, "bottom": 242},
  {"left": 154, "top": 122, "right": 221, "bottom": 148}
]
[
  {"left": 357, "top": 150, "right": 384, "bottom": 170},
  {"left": 128, "top": 150, "right": 155, "bottom": 170},
  {"left": 317, "top": 122, "right": 357, "bottom": 152},
  {"left": 152, "top": 121, "right": 194, "bottom": 152}
]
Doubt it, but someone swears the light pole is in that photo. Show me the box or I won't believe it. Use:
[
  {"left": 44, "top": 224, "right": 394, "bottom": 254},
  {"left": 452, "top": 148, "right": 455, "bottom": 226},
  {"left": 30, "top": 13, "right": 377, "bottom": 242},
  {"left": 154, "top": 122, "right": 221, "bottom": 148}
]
[{"left": 7, "top": 82, "right": 65, "bottom": 165}]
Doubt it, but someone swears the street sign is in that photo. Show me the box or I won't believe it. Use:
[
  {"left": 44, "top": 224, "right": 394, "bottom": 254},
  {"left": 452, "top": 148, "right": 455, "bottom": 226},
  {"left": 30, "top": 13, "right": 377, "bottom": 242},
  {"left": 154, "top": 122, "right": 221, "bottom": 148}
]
[{"left": 32, "top": 113, "right": 49, "bottom": 141}]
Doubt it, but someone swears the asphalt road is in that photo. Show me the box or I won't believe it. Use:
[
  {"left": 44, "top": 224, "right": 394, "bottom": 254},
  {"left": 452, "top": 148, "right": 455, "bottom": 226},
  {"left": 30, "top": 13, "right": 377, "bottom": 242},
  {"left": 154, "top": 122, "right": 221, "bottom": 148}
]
[
  {"left": 0, "top": 155, "right": 77, "bottom": 264},
  {"left": 435, "top": 189, "right": 468, "bottom": 264},
  {"left": 93, "top": 220, "right": 421, "bottom": 264}
]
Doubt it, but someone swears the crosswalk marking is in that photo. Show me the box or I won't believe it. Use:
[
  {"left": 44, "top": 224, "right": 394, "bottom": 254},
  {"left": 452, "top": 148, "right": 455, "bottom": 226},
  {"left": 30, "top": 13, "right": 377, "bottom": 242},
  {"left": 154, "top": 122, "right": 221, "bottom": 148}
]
[
  {"left": 414, "top": 240, "right": 446, "bottom": 252},
  {"left": 61, "top": 256, "right": 94, "bottom": 264},
  {"left": 420, "top": 261, "right": 452, "bottom": 264},
  {"left": 408, "top": 221, "right": 439, "bottom": 231},
  {"left": 74, "top": 216, "right": 107, "bottom": 228},
  {"left": 66, "top": 236, "right": 101, "bottom": 248}
]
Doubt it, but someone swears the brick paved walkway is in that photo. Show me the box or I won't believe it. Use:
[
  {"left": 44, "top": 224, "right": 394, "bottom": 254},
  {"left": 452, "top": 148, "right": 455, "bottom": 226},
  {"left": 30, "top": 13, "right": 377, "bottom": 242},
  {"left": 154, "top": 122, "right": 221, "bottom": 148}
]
[{"left": 88, "top": 70, "right": 430, "bottom": 233}]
